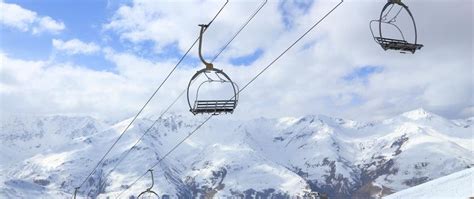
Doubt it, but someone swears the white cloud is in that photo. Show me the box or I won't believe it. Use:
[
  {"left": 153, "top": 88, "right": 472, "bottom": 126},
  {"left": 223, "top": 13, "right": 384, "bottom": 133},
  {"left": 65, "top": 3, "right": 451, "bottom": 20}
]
[
  {"left": 0, "top": 53, "right": 134, "bottom": 119},
  {"left": 0, "top": 50, "right": 198, "bottom": 120},
  {"left": 52, "top": 39, "right": 101, "bottom": 55},
  {"left": 103, "top": 0, "right": 283, "bottom": 57},
  {"left": 0, "top": 1, "right": 65, "bottom": 34},
  {"left": 0, "top": 1, "right": 36, "bottom": 31},
  {"left": 0, "top": 1, "right": 472, "bottom": 121},
  {"left": 33, "top": 16, "right": 66, "bottom": 34}
]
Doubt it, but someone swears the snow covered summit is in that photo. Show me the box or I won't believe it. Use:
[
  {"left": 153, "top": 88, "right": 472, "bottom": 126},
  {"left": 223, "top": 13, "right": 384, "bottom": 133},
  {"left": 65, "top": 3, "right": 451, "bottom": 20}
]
[{"left": 0, "top": 109, "right": 472, "bottom": 198}]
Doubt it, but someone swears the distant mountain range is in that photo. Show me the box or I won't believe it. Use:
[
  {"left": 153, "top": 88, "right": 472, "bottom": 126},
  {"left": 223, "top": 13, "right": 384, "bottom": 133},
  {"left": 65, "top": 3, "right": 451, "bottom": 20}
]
[{"left": 1, "top": 108, "right": 472, "bottom": 198}]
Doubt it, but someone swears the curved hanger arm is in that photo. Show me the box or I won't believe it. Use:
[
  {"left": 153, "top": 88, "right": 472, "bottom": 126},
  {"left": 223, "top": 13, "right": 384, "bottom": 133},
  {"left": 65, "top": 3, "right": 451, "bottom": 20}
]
[
  {"left": 73, "top": 187, "right": 79, "bottom": 199},
  {"left": 196, "top": 0, "right": 229, "bottom": 70},
  {"left": 198, "top": 25, "right": 214, "bottom": 70},
  {"left": 147, "top": 169, "right": 154, "bottom": 191}
]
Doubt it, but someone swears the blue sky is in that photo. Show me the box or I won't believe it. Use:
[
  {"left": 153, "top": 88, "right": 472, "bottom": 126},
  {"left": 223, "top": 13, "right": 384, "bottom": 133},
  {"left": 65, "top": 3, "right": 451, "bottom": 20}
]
[
  {"left": 344, "top": 65, "right": 384, "bottom": 83},
  {"left": 230, "top": 48, "right": 263, "bottom": 66},
  {"left": 0, "top": 0, "right": 472, "bottom": 120},
  {"left": 1, "top": 0, "right": 114, "bottom": 70},
  {"left": 1, "top": 0, "right": 190, "bottom": 69},
  {"left": 1, "top": 0, "right": 271, "bottom": 70}
]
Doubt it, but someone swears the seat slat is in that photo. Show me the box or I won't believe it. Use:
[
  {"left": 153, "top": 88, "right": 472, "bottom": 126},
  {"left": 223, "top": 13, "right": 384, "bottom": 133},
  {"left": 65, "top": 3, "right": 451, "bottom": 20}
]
[
  {"left": 196, "top": 103, "right": 236, "bottom": 106},
  {"left": 196, "top": 105, "right": 234, "bottom": 107},
  {"left": 195, "top": 100, "right": 237, "bottom": 102},
  {"left": 191, "top": 100, "right": 236, "bottom": 114},
  {"left": 375, "top": 37, "right": 423, "bottom": 52},
  {"left": 376, "top": 37, "right": 407, "bottom": 43},
  {"left": 194, "top": 108, "right": 234, "bottom": 111},
  {"left": 196, "top": 106, "right": 235, "bottom": 108},
  {"left": 196, "top": 104, "right": 235, "bottom": 107},
  {"left": 194, "top": 100, "right": 235, "bottom": 103},
  {"left": 192, "top": 108, "right": 234, "bottom": 113}
]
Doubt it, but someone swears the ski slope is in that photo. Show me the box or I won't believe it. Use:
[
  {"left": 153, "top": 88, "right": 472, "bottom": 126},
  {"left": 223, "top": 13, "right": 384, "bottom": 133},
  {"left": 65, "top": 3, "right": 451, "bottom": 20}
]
[{"left": 384, "top": 168, "right": 474, "bottom": 199}]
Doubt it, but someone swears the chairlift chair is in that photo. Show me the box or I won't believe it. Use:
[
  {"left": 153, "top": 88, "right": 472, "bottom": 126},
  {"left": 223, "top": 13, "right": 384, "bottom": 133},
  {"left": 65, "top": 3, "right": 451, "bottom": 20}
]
[
  {"left": 370, "top": 0, "right": 423, "bottom": 53},
  {"left": 137, "top": 170, "right": 160, "bottom": 199},
  {"left": 186, "top": 24, "right": 239, "bottom": 115}
]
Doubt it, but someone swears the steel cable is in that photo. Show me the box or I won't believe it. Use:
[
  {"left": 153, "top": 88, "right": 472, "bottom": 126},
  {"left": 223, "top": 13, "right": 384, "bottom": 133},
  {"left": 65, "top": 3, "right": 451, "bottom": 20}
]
[
  {"left": 90, "top": 0, "right": 267, "bottom": 197},
  {"left": 73, "top": 0, "right": 229, "bottom": 196},
  {"left": 114, "top": 1, "right": 343, "bottom": 198}
]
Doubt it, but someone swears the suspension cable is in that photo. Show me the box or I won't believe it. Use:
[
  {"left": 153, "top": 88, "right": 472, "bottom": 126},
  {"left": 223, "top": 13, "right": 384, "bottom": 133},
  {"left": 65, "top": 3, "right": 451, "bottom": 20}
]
[
  {"left": 115, "top": 116, "right": 213, "bottom": 198},
  {"left": 211, "top": 0, "right": 268, "bottom": 62},
  {"left": 115, "top": 1, "right": 343, "bottom": 198},
  {"left": 73, "top": 0, "right": 229, "bottom": 195},
  {"left": 91, "top": 0, "right": 267, "bottom": 196}
]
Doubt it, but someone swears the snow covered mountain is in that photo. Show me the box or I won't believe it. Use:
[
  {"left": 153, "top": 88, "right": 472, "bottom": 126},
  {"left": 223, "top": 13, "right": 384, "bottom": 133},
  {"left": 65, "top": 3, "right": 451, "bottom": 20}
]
[
  {"left": 0, "top": 108, "right": 472, "bottom": 198},
  {"left": 383, "top": 167, "right": 474, "bottom": 199}
]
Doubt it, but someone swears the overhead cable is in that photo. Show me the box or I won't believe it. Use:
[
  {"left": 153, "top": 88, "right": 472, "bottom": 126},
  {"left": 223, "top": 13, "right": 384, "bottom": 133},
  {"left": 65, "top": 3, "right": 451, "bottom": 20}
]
[{"left": 114, "top": 1, "right": 343, "bottom": 198}]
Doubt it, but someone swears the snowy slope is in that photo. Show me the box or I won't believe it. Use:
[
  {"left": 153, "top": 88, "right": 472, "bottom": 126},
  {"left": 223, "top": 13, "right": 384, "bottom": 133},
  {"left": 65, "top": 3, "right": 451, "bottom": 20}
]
[
  {"left": 384, "top": 168, "right": 474, "bottom": 199},
  {"left": 0, "top": 108, "right": 472, "bottom": 198},
  {"left": 243, "top": 109, "right": 473, "bottom": 198}
]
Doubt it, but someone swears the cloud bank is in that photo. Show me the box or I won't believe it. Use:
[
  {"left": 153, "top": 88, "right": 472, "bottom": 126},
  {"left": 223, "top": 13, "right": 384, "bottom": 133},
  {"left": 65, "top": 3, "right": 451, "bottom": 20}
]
[{"left": 0, "top": 0, "right": 472, "bottom": 121}]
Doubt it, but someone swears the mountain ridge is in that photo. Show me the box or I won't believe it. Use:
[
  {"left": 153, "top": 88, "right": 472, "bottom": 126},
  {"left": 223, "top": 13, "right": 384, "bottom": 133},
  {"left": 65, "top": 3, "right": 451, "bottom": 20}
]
[{"left": 0, "top": 109, "right": 472, "bottom": 198}]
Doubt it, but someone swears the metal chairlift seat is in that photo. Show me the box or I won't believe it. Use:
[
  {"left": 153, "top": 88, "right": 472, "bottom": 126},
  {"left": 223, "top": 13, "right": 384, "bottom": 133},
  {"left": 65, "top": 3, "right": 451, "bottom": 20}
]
[
  {"left": 193, "top": 99, "right": 237, "bottom": 115},
  {"left": 186, "top": 24, "right": 239, "bottom": 115},
  {"left": 370, "top": 0, "right": 423, "bottom": 54},
  {"left": 375, "top": 37, "right": 423, "bottom": 52},
  {"left": 187, "top": 68, "right": 238, "bottom": 115}
]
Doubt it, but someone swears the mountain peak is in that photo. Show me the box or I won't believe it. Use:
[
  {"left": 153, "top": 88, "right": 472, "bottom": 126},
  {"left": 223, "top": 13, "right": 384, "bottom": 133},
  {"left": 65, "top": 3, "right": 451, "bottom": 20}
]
[{"left": 401, "top": 108, "right": 434, "bottom": 120}]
